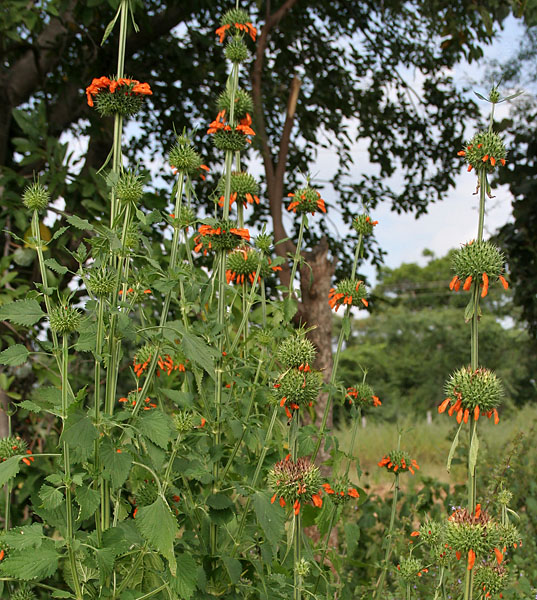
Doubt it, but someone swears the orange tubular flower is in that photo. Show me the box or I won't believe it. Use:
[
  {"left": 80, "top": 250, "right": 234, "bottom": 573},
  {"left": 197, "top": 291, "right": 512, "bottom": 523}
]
[
  {"left": 293, "top": 500, "right": 301, "bottom": 515},
  {"left": 481, "top": 272, "right": 489, "bottom": 297},
  {"left": 215, "top": 24, "right": 231, "bottom": 43},
  {"left": 312, "top": 493, "right": 323, "bottom": 508},
  {"left": 467, "top": 548, "right": 476, "bottom": 571},
  {"left": 494, "top": 547, "right": 504, "bottom": 564}
]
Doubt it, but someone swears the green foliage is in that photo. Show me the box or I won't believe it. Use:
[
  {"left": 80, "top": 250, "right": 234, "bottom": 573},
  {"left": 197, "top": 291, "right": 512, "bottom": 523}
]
[{"left": 135, "top": 498, "right": 178, "bottom": 575}]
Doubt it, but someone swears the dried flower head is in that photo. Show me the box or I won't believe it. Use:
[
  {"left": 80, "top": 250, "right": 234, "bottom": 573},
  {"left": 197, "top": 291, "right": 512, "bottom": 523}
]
[
  {"left": 287, "top": 186, "right": 326, "bottom": 215},
  {"left": 378, "top": 450, "right": 419, "bottom": 475},
  {"left": 22, "top": 181, "right": 50, "bottom": 212},
  {"left": 458, "top": 130, "right": 507, "bottom": 173},
  {"left": 439, "top": 366, "right": 503, "bottom": 424},
  {"left": 352, "top": 214, "right": 378, "bottom": 236},
  {"left": 475, "top": 562, "right": 508, "bottom": 598},
  {"left": 268, "top": 456, "right": 322, "bottom": 514},
  {"left": 449, "top": 240, "right": 508, "bottom": 298},
  {"left": 329, "top": 279, "right": 368, "bottom": 311},
  {"left": 346, "top": 383, "right": 381, "bottom": 408}
]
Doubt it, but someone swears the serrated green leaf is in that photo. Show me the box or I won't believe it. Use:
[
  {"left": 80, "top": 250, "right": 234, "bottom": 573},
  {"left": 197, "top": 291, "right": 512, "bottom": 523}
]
[
  {"left": 283, "top": 296, "right": 298, "bottom": 321},
  {"left": 100, "top": 443, "right": 132, "bottom": 489},
  {"left": 252, "top": 491, "right": 285, "bottom": 549},
  {"left": 206, "top": 493, "right": 233, "bottom": 510},
  {"left": 50, "top": 226, "right": 69, "bottom": 242},
  {"left": 39, "top": 484, "right": 64, "bottom": 510},
  {"left": 44, "top": 258, "right": 68, "bottom": 274},
  {"left": 180, "top": 331, "right": 216, "bottom": 379},
  {"left": 0, "top": 299, "right": 45, "bottom": 327},
  {"left": 170, "top": 553, "right": 198, "bottom": 599},
  {"left": 446, "top": 422, "right": 463, "bottom": 473},
  {"left": 136, "top": 410, "right": 172, "bottom": 449},
  {"left": 135, "top": 498, "right": 178, "bottom": 575},
  {"left": 469, "top": 427, "right": 479, "bottom": 475},
  {"left": 76, "top": 486, "right": 100, "bottom": 521},
  {"left": 161, "top": 389, "right": 194, "bottom": 407},
  {"left": 3, "top": 523, "right": 44, "bottom": 550},
  {"left": 344, "top": 522, "right": 360, "bottom": 555},
  {"left": 60, "top": 409, "right": 98, "bottom": 460},
  {"left": 0, "top": 456, "right": 21, "bottom": 486},
  {"left": 0, "top": 344, "right": 29, "bottom": 366},
  {"left": 66, "top": 214, "right": 94, "bottom": 231},
  {"left": 0, "top": 538, "right": 58, "bottom": 580},
  {"left": 223, "top": 556, "right": 241, "bottom": 584}
]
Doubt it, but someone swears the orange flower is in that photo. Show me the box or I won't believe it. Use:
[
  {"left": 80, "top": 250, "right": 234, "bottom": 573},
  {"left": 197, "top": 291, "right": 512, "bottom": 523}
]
[
  {"left": 312, "top": 493, "right": 323, "bottom": 508},
  {"left": 347, "top": 488, "right": 359, "bottom": 498},
  {"left": 293, "top": 499, "right": 301, "bottom": 515},
  {"left": 467, "top": 548, "right": 476, "bottom": 570}
]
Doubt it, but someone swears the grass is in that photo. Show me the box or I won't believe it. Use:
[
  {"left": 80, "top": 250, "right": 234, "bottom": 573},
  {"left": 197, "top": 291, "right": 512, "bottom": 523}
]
[{"left": 337, "top": 404, "right": 537, "bottom": 496}]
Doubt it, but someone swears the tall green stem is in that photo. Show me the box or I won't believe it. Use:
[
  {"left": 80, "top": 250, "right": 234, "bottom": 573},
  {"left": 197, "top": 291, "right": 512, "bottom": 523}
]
[
  {"left": 61, "top": 336, "right": 83, "bottom": 600},
  {"left": 289, "top": 215, "right": 306, "bottom": 297},
  {"left": 293, "top": 511, "right": 302, "bottom": 600},
  {"left": 374, "top": 473, "right": 400, "bottom": 599}
]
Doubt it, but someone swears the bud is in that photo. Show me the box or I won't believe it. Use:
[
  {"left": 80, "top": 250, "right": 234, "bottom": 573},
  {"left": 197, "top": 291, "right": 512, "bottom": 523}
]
[
  {"left": 169, "top": 140, "right": 204, "bottom": 175},
  {"left": 87, "top": 269, "right": 116, "bottom": 297},
  {"left": 0, "top": 436, "right": 27, "bottom": 461},
  {"left": 213, "top": 129, "right": 249, "bottom": 152},
  {"left": 225, "top": 38, "right": 250, "bottom": 63},
  {"left": 49, "top": 305, "right": 82, "bottom": 335},
  {"left": 173, "top": 410, "right": 195, "bottom": 433},
  {"left": 217, "top": 171, "right": 259, "bottom": 207},
  {"left": 11, "top": 584, "right": 37, "bottom": 600},
  {"left": 22, "top": 182, "right": 50, "bottom": 212},
  {"left": 397, "top": 557, "right": 425, "bottom": 582},
  {"left": 352, "top": 213, "right": 378, "bottom": 236},
  {"left": 287, "top": 185, "right": 326, "bottom": 215},
  {"left": 276, "top": 334, "right": 316, "bottom": 369},
  {"left": 268, "top": 456, "right": 322, "bottom": 512}
]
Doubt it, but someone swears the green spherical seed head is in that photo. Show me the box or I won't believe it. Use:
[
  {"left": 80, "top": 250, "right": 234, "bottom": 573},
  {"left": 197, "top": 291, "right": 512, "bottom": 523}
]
[
  {"left": 462, "top": 130, "right": 507, "bottom": 173},
  {"left": 95, "top": 90, "right": 144, "bottom": 117},
  {"left": 419, "top": 519, "right": 445, "bottom": 546},
  {"left": 497, "top": 521, "right": 521, "bottom": 550},
  {"left": 134, "top": 343, "right": 156, "bottom": 367},
  {"left": 173, "top": 410, "right": 194, "bottom": 433},
  {"left": 0, "top": 436, "right": 27, "bottom": 460},
  {"left": 87, "top": 269, "right": 116, "bottom": 297},
  {"left": 115, "top": 171, "right": 144, "bottom": 204},
  {"left": 498, "top": 488, "right": 513, "bottom": 507},
  {"left": 226, "top": 248, "right": 260, "bottom": 278},
  {"left": 221, "top": 8, "right": 250, "bottom": 27},
  {"left": 213, "top": 129, "right": 248, "bottom": 152},
  {"left": 452, "top": 240, "right": 505, "bottom": 281},
  {"left": 330, "top": 279, "right": 368, "bottom": 310},
  {"left": 289, "top": 186, "right": 323, "bottom": 214},
  {"left": 352, "top": 214, "right": 377, "bottom": 236},
  {"left": 276, "top": 334, "right": 317, "bottom": 368},
  {"left": 273, "top": 368, "right": 322, "bottom": 408},
  {"left": 11, "top": 585, "right": 37, "bottom": 600},
  {"left": 397, "top": 557, "right": 423, "bottom": 582},
  {"left": 446, "top": 508, "right": 501, "bottom": 557},
  {"left": 178, "top": 206, "right": 196, "bottom": 229},
  {"left": 49, "top": 305, "right": 82, "bottom": 335},
  {"left": 225, "top": 38, "right": 250, "bottom": 63},
  {"left": 168, "top": 142, "right": 203, "bottom": 175},
  {"left": 197, "top": 220, "right": 249, "bottom": 253},
  {"left": 348, "top": 382, "right": 376, "bottom": 407},
  {"left": 255, "top": 328, "right": 273, "bottom": 346},
  {"left": 22, "top": 182, "right": 50, "bottom": 212},
  {"left": 136, "top": 480, "right": 158, "bottom": 507},
  {"left": 216, "top": 89, "right": 254, "bottom": 120},
  {"left": 444, "top": 366, "right": 504, "bottom": 413}
]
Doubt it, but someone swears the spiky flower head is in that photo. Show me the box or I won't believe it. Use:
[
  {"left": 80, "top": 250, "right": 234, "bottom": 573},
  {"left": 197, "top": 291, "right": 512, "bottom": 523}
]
[
  {"left": 475, "top": 563, "right": 508, "bottom": 598},
  {"left": 87, "top": 269, "right": 116, "bottom": 297},
  {"left": 497, "top": 521, "right": 522, "bottom": 551},
  {"left": 173, "top": 410, "right": 195, "bottom": 433},
  {"left": 352, "top": 214, "right": 378, "bottom": 236},
  {"left": 446, "top": 507, "right": 501, "bottom": 566},
  {"left": 217, "top": 172, "right": 260, "bottom": 208},
  {"left": 328, "top": 279, "right": 368, "bottom": 312},
  {"left": 287, "top": 186, "right": 326, "bottom": 215},
  {"left": 212, "top": 128, "right": 249, "bottom": 152},
  {"left": 396, "top": 557, "right": 427, "bottom": 582},
  {"left": 273, "top": 368, "right": 323, "bottom": 417},
  {"left": 439, "top": 366, "right": 503, "bottom": 424},
  {"left": 449, "top": 240, "right": 508, "bottom": 297},
  {"left": 115, "top": 171, "right": 144, "bottom": 204},
  {"left": 418, "top": 519, "right": 444, "bottom": 547},
  {"left": 276, "top": 334, "right": 317, "bottom": 369},
  {"left": 268, "top": 456, "right": 322, "bottom": 514},
  {"left": 0, "top": 436, "right": 27, "bottom": 461},
  {"left": 498, "top": 488, "right": 513, "bottom": 507},
  {"left": 133, "top": 343, "right": 157, "bottom": 377},
  {"left": 22, "top": 181, "right": 50, "bottom": 212},
  {"left": 458, "top": 130, "right": 507, "bottom": 173},
  {"left": 378, "top": 450, "right": 419, "bottom": 475},
  {"left": 216, "top": 89, "right": 253, "bottom": 121},
  {"left": 136, "top": 480, "right": 158, "bottom": 507},
  {"left": 194, "top": 221, "right": 250, "bottom": 254},
  {"left": 49, "top": 305, "right": 82, "bottom": 335},
  {"left": 226, "top": 247, "right": 260, "bottom": 285},
  {"left": 225, "top": 38, "right": 250, "bottom": 63},
  {"left": 216, "top": 9, "right": 257, "bottom": 44},
  {"left": 321, "top": 478, "right": 360, "bottom": 506},
  {"left": 92, "top": 77, "right": 151, "bottom": 117},
  {"left": 11, "top": 584, "right": 37, "bottom": 600},
  {"left": 176, "top": 205, "right": 196, "bottom": 230},
  {"left": 168, "top": 139, "right": 205, "bottom": 176},
  {"left": 346, "top": 383, "right": 381, "bottom": 408}
]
